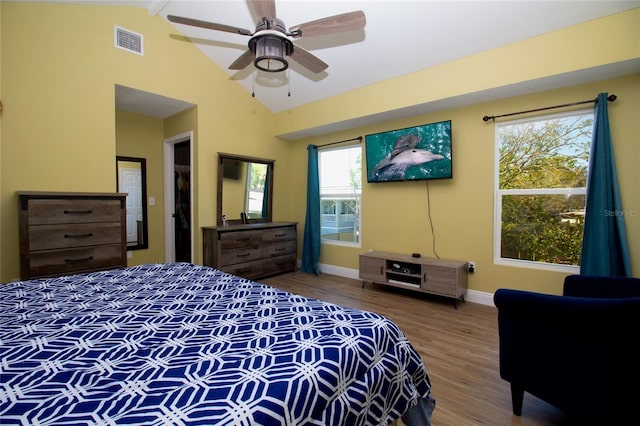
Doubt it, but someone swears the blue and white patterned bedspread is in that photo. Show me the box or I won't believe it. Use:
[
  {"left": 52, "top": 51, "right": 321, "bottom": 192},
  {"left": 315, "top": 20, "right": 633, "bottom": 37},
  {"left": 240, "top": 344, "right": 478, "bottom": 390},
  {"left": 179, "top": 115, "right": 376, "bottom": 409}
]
[{"left": 0, "top": 263, "right": 433, "bottom": 425}]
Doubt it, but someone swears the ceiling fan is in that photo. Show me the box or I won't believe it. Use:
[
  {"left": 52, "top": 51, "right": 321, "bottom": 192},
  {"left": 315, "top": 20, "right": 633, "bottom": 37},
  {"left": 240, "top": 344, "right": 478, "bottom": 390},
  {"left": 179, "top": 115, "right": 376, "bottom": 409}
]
[{"left": 167, "top": 0, "right": 366, "bottom": 74}]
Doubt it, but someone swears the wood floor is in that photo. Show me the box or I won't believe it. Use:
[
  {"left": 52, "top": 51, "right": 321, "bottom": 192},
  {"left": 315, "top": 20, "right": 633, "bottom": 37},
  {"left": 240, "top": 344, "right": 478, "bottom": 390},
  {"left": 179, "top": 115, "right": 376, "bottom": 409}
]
[{"left": 261, "top": 271, "right": 570, "bottom": 426}]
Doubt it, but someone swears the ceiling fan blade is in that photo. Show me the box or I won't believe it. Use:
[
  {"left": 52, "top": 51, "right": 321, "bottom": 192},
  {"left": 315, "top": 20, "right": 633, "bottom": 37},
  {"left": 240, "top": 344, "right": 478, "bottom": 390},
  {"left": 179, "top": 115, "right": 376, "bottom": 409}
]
[
  {"left": 249, "top": 0, "right": 276, "bottom": 19},
  {"left": 289, "top": 10, "right": 366, "bottom": 39},
  {"left": 229, "top": 50, "right": 255, "bottom": 70},
  {"left": 290, "top": 45, "right": 328, "bottom": 73},
  {"left": 167, "top": 15, "right": 253, "bottom": 36}
]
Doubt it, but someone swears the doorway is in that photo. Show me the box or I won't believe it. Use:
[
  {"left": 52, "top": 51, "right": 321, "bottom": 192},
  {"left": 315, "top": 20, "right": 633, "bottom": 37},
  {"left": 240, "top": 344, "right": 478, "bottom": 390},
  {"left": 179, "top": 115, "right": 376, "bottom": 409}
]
[
  {"left": 163, "top": 132, "right": 193, "bottom": 263},
  {"left": 173, "top": 141, "right": 191, "bottom": 262}
]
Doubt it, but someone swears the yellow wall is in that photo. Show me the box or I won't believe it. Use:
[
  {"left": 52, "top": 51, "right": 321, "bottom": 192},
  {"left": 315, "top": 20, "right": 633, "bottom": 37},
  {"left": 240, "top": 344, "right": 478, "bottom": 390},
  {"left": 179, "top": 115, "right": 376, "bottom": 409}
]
[
  {"left": 273, "top": 8, "right": 640, "bottom": 137},
  {"left": 1, "top": 2, "right": 638, "bottom": 297},
  {"left": 275, "top": 8, "right": 640, "bottom": 296},
  {"left": 115, "top": 110, "right": 165, "bottom": 265},
  {"left": 288, "top": 73, "right": 639, "bottom": 295},
  {"left": 0, "top": 2, "right": 292, "bottom": 281}
]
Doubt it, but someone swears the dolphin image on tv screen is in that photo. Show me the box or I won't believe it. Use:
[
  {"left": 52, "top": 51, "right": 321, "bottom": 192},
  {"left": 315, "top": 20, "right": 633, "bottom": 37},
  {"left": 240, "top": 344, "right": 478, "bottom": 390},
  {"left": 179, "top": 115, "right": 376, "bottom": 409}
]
[{"left": 371, "top": 133, "right": 444, "bottom": 181}]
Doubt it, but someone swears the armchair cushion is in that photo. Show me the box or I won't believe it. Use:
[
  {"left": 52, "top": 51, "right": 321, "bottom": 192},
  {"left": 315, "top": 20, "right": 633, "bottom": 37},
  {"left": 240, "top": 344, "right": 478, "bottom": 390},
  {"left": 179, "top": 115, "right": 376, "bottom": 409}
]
[{"left": 494, "top": 275, "right": 640, "bottom": 423}]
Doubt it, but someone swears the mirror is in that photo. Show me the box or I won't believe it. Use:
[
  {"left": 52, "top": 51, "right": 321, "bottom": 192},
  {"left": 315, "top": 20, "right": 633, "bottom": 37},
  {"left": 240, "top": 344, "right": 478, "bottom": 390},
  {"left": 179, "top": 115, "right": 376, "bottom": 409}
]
[
  {"left": 217, "top": 152, "right": 274, "bottom": 226},
  {"left": 116, "top": 156, "right": 148, "bottom": 250}
]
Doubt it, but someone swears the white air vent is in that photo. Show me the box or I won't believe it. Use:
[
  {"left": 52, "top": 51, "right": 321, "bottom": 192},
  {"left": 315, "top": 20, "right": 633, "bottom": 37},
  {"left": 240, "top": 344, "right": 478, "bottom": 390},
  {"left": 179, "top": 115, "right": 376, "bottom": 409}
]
[{"left": 114, "top": 26, "right": 144, "bottom": 55}]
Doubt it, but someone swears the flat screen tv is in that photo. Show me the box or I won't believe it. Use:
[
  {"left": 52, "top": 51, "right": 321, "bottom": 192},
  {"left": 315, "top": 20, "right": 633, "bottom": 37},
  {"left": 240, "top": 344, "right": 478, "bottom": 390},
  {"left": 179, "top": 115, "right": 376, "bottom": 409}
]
[
  {"left": 222, "top": 159, "right": 239, "bottom": 180},
  {"left": 365, "top": 120, "right": 452, "bottom": 183}
]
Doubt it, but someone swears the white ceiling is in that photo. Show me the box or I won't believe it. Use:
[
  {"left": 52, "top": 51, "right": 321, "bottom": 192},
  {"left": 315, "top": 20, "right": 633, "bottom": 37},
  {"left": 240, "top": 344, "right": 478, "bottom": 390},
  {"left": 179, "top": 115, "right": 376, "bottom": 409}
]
[{"left": 100, "top": 0, "right": 640, "bottom": 132}]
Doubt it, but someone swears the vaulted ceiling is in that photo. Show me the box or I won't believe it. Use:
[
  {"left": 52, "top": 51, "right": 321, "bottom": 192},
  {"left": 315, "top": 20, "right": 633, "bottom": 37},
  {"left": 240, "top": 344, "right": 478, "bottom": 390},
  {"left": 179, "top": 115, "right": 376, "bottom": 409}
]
[
  {"left": 83, "top": 0, "right": 638, "bottom": 132},
  {"left": 125, "top": 1, "right": 639, "bottom": 109}
]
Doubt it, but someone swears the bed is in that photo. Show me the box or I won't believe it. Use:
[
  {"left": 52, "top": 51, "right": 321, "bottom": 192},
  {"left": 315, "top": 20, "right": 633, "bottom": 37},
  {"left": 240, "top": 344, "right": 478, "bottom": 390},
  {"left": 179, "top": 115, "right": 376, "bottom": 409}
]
[{"left": 0, "top": 262, "right": 434, "bottom": 425}]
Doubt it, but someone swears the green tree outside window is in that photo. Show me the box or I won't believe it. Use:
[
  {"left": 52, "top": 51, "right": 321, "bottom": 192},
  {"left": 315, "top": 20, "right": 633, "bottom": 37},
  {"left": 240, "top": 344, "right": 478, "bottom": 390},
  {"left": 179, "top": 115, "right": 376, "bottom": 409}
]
[{"left": 497, "top": 112, "right": 593, "bottom": 267}]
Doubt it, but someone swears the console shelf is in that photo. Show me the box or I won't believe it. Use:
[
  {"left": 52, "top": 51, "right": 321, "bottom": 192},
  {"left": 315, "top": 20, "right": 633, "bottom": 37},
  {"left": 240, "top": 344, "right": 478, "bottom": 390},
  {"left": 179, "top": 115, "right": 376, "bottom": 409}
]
[{"left": 359, "top": 251, "right": 468, "bottom": 307}]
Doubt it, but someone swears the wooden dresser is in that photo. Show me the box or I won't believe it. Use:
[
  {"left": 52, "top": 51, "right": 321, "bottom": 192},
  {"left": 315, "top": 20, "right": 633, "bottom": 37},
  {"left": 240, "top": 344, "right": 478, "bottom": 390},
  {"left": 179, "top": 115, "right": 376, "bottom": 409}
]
[
  {"left": 202, "top": 222, "right": 297, "bottom": 279},
  {"left": 18, "top": 191, "right": 128, "bottom": 280}
]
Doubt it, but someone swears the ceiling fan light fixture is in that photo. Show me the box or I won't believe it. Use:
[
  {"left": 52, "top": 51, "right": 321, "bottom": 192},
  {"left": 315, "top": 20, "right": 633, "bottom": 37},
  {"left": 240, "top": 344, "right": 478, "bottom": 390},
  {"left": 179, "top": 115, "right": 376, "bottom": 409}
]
[
  {"left": 169, "top": 4, "right": 366, "bottom": 75},
  {"left": 250, "top": 34, "right": 293, "bottom": 72}
]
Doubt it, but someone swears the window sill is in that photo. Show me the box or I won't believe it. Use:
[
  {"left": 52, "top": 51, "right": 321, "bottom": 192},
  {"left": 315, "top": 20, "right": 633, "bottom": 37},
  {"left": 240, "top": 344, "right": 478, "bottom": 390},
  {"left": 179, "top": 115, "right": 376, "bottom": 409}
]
[{"left": 494, "top": 257, "right": 579, "bottom": 274}]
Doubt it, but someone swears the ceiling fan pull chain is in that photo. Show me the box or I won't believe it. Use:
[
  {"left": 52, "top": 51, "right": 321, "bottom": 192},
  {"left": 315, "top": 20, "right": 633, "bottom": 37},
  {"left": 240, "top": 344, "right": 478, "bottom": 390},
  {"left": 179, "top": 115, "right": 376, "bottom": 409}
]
[
  {"left": 252, "top": 70, "right": 256, "bottom": 98},
  {"left": 287, "top": 69, "right": 291, "bottom": 97}
]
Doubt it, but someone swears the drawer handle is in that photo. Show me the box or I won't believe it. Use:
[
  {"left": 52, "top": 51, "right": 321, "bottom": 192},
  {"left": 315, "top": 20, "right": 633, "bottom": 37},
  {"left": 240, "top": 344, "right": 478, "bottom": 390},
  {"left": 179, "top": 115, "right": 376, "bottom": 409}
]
[
  {"left": 65, "top": 256, "right": 94, "bottom": 263},
  {"left": 275, "top": 247, "right": 286, "bottom": 252},
  {"left": 237, "top": 268, "right": 250, "bottom": 274},
  {"left": 236, "top": 237, "right": 250, "bottom": 242},
  {"left": 64, "top": 233, "right": 93, "bottom": 238},
  {"left": 274, "top": 233, "right": 286, "bottom": 237},
  {"left": 64, "top": 210, "right": 93, "bottom": 215},
  {"left": 237, "top": 253, "right": 251, "bottom": 258}
]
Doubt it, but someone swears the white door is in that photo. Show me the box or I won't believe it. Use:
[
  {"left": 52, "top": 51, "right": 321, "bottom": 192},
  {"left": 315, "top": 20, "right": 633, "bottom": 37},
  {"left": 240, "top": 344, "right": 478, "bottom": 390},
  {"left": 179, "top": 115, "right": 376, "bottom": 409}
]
[{"left": 120, "top": 167, "right": 143, "bottom": 244}]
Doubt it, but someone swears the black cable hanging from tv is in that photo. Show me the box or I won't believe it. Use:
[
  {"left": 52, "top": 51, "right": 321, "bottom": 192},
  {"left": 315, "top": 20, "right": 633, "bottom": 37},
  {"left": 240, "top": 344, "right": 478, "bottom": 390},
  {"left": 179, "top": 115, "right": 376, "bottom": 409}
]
[{"left": 482, "top": 94, "right": 617, "bottom": 122}]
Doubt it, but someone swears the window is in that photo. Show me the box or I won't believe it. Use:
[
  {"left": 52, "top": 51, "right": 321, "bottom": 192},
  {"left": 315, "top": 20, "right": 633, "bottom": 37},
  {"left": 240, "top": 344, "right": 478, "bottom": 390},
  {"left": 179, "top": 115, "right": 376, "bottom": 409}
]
[
  {"left": 245, "top": 162, "right": 268, "bottom": 218},
  {"left": 319, "top": 145, "right": 362, "bottom": 246},
  {"left": 494, "top": 110, "right": 593, "bottom": 271}
]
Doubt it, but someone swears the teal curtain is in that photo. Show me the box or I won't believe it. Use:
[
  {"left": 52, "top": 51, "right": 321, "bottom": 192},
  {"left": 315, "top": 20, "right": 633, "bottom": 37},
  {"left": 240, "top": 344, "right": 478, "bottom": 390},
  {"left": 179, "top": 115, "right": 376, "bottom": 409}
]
[
  {"left": 261, "top": 166, "right": 270, "bottom": 217},
  {"left": 580, "top": 93, "right": 631, "bottom": 276},
  {"left": 301, "top": 145, "right": 321, "bottom": 275}
]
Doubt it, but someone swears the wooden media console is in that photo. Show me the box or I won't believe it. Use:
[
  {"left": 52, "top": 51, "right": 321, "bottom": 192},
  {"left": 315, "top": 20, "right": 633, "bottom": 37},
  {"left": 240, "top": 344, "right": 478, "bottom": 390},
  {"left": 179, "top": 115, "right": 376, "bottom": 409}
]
[{"left": 359, "top": 251, "right": 468, "bottom": 307}]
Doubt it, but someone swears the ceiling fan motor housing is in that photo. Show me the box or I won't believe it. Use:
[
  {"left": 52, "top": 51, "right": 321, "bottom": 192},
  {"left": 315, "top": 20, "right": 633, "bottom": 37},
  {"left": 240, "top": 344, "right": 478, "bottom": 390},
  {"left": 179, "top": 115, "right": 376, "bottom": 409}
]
[
  {"left": 249, "top": 30, "right": 293, "bottom": 72},
  {"left": 255, "top": 17, "right": 287, "bottom": 33}
]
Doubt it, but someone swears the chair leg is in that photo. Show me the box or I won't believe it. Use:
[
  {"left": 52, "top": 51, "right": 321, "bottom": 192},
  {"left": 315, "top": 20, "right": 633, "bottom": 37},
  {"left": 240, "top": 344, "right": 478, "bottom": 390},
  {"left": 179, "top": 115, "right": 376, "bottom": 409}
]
[{"left": 510, "top": 383, "right": 524, "bottom": 416}]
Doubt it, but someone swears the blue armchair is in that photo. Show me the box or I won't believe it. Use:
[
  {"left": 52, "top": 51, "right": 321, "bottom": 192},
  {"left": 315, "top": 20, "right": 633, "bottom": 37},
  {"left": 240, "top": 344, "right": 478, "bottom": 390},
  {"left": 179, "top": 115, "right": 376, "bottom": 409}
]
[{"left": 494, "top": 275, "right": 640, "bottom": 423}]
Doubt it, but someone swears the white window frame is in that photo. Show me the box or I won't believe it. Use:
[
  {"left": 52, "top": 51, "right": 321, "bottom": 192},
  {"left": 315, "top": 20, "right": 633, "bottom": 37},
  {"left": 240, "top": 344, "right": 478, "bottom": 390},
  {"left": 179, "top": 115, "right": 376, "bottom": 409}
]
[
  {"left": 319, "top": 144, "right": 362, "bottom": 248},
  {"left": 493, "top": 109, "right": 592, "bottom": 273}
]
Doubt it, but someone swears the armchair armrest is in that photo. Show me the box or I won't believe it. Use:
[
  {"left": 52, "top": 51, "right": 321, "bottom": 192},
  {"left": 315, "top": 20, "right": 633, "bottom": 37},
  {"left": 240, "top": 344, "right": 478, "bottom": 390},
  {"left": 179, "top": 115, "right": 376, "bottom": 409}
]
[{"left": 563, "top": 274, "right": 640, "bottom": 298}]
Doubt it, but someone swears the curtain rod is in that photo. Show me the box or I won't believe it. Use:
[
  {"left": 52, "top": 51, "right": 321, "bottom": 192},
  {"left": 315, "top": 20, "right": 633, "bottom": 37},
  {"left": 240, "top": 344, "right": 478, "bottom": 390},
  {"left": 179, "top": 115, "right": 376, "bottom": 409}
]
[
  {"left": 482, "top": 94, "right": 617, "bottom": 122},
  {"left": 317, "top": 136, "right": 363, "bottom": 148}
]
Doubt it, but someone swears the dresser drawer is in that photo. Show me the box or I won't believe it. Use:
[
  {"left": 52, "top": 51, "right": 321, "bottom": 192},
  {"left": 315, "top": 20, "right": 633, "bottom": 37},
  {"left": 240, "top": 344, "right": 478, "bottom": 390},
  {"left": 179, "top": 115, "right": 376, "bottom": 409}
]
[
  {"left": 262, "top": 254, "right": 296, "bottom": 276},
  {"left": 27, "top": 244, "right": 124, "bottom": 278},
  {"left": 222, "top": 259, "right": 264, "bottom": 279},
  {"left": 219, "top": 246, "right": 263, "bottom": 266},
  {"left": 263, "top": 226, "right": 296, "bottom": 243},
  {"left": 263, "top": 240, "right": 296, "bottom": 258},
  {"left": 28, "top": 222, "right": 122, "bottom": 251},
  {"left": 26, "top": 199, "right": 122, "bottom": 225},
  {"left": 219, "top": 230, "right": 262, "bottom": 249}
]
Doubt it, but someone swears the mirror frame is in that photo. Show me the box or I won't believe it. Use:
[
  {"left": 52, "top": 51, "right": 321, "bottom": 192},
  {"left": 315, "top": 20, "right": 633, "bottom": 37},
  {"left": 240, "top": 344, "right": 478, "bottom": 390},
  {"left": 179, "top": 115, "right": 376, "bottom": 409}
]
[
  {"left": 116, "top": 156, "right": 149, "bottom": 250},
  {"left": 217, "top": 152, "right": 274, "bottom": 226}
]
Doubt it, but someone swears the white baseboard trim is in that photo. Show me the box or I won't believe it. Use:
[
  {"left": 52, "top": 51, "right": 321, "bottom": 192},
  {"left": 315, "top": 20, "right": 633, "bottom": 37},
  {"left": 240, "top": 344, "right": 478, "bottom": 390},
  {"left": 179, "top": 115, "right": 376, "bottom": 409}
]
[
  {"left": 311, "top": 262, "right": 495, "bottom": 307},
  {"left": 464, "top": 289, "right": 495, "bottom": 306},
  {"left": 318, "top": 263, "right": 360, "bottom": 280}
]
